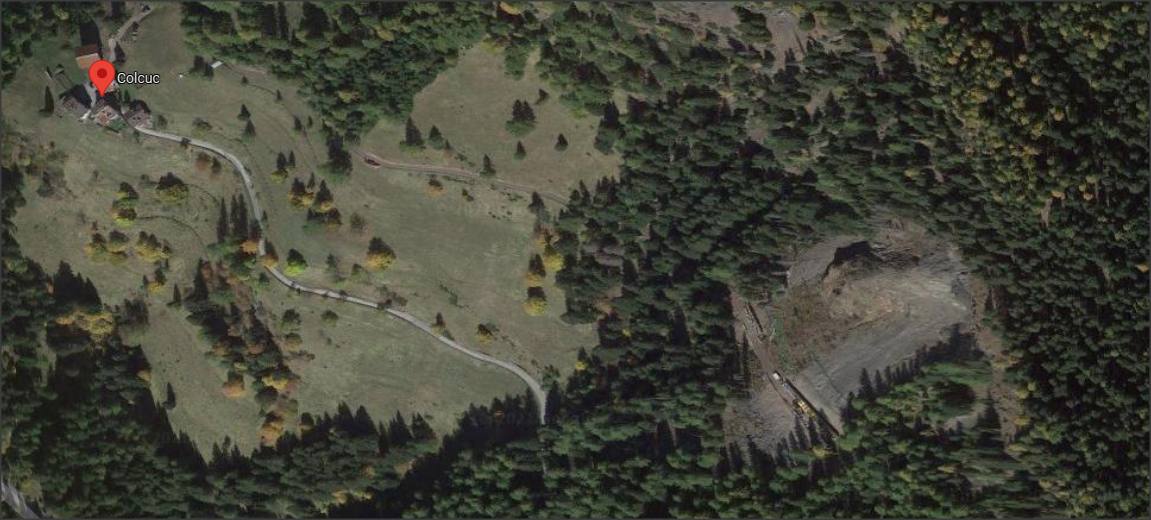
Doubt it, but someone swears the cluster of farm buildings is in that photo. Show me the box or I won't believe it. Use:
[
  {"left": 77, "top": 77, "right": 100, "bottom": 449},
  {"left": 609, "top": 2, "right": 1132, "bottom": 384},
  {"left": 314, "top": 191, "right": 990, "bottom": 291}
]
[{"left": 51, "top": 41, "right": 151, "bottom": 132}]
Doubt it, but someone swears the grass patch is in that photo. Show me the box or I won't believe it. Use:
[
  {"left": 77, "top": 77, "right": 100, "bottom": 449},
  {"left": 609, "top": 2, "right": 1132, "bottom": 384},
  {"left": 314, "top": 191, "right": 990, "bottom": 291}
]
[
  {"left": 255, "top": 161, "right": 594, "bottom": 378},
  {"left": 360, "top": 44, "right": 621, "bottom": 196},
  {"left": 137, "top": 307, "right": 264, "bottom": 453},
  {"left": 258, "top": 288, "right": 525, "bottom": 437},
  {"left": 3, "top": 5, "right": 594, "bottom": 451}
]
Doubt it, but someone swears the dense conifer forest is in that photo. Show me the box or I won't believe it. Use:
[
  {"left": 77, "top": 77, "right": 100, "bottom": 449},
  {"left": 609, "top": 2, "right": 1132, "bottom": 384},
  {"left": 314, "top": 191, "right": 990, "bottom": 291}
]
[{"left": 2, "top": 2, "right": 1147, "bottom": 517}]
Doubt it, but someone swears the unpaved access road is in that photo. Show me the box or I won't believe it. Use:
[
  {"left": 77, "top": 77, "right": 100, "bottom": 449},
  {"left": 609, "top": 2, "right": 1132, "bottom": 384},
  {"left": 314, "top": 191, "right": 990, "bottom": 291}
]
[
  {"left": 354, "top": 150, "right": 568, "bottom": 205},
  {"left": 2, "top": 480, "right": 43, "bottom": 518},
  {"left": 106, "top": 3, "right": 153, "bottom": 63}
]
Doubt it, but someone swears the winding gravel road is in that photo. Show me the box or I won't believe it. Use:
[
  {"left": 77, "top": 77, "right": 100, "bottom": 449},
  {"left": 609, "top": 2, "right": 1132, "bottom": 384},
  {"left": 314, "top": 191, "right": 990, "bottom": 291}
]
[
  {"left": 2, "top": 480, "right": 42, "bottom": 518},
  {"left": 133, "top": 126, "right": 548, "bottom": 424}
]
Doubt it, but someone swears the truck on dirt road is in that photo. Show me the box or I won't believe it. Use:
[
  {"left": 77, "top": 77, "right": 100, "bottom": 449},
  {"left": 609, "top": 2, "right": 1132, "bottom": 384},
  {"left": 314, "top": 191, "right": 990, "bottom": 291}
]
[{"left": 770, "top": 371, "right": 839, "bottom": 436}]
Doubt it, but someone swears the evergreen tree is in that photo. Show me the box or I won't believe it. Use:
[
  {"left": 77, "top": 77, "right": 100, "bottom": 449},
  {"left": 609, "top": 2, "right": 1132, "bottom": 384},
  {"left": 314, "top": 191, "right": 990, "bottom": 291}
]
[
  {"left": 276, "top": 2, "right": 289, "bottom": 39},
  {"left": 215, "top": 200, "right": 229, "bottom": 243},
  {"left": 505, "top": 99, "right": 537, "bottom": 136},
  {"left": 480, "top": 155, "right": 496, "bottom": 178},
  {"left": 322, "top": 138, "right": 352, "bottom": 181},
  {"left": 428, "top": 125, "right": 444, "bottom": 149},
  {"left": 593, "top": 101, "right": 622, "bottom": 154},
  {"left": 401, "top": 117, "right": 424, "bottom": 150},
  {"left": 41, "top": 86, "right": 53, "bottom": 114},
  {"left": 164, "top": 383, "right": 177, "bottom": 410},
  {"left": 230, "top": 194, "right": 248, "bottom": 239}
]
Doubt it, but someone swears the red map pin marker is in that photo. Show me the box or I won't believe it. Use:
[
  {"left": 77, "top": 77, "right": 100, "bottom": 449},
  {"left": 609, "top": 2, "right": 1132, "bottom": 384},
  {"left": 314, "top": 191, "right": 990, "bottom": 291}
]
[{"left": 89, "top": 60, "right": 115, "bottom": 97}]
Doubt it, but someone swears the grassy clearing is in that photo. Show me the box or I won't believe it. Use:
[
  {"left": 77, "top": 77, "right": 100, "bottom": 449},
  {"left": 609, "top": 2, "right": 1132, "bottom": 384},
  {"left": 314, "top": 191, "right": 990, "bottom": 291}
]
[
  {"left": 4, "top": 4, "right": 594, "bottom": 451},
  {"left": 3, "top": 22, "right": 267, "bottom": 451},
  {"left": 3, "top": 24, "right": 237, "bottom": 306},
  {"left": 360, "top": 44, "right": 620, "bottom": 196},
  {"left": 136, "top": 306, "right": 264, "bottom": 453},
  {"left": 258, "top": 287, "right": 524, "bottom": 436},
  {"left": 123, "top": 6, "right": 327, "bottom": 172},
  {"left": 259, "top": 162, "right": 593, "bottom": 378},
  {"left": 7, "top": 129, "right": 226, "bottom": 303},
  {"left": 128, "top": 6, "right": 595, "bottom": 379}
]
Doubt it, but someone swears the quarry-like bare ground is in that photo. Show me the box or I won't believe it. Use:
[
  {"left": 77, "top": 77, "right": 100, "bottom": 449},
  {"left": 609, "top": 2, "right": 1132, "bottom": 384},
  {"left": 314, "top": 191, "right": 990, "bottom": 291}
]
[{"left": 726, "top": 219, "right": 989, "bottom": 451}]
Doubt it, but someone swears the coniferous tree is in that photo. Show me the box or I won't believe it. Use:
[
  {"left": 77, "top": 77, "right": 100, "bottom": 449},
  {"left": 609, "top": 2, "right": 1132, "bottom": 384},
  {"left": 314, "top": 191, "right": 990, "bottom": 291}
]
[
  {"left": 41, "top": 86, "right": 53, "bottom": 114},
  {"left": 428, "top": 125, "right": 444, "bottom": 149},
  {"left": 230, "top": 194, "right": 248, "bottom": 239},
  {"left": 505, "top": 99, "right": 537, "bottom": 136},
  {"left": 528, "top": 192, "right": 548, "bottom": 222},
  {"left": 276, "top": 2, "right": 289, "bottom": 39},
  {"left": 216, "top": 200, "right": 229, "bottom": 243},
  {"left": 480, "top": 155, "right": 496, "bottom": 178},
  {"left": 593, "top": 101, "right": 622, "bottom": 154},
  {"left": 323, "top": 138, "right": 352, "bottom": 180},
  {"left": 163, "top": 383, "right": 177, "bottom": 410},
  {"left": 401, "top": 117, "right": 424, "bottom": 150}
]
